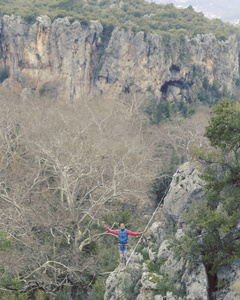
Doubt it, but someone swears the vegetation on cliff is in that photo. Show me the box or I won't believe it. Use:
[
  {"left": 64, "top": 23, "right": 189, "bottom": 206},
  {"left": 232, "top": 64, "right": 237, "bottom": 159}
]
[
  {"left": 0, "top": 0, "right": 239, "bottom": 40},
  {"left": 144, "top": 75, "right": 236, "bottom": 125},
  {"left": 175, "top": 99, "right": 240, "bottom": 278}
]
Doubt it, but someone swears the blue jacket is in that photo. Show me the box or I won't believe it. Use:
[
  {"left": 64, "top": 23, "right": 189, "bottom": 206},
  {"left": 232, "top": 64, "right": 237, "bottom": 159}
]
[{"left": 118, "top": 229, "right": 128, "bottom": 244}]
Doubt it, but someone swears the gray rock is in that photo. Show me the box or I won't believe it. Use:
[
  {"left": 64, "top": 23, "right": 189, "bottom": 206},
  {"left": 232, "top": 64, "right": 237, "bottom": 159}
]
[
  {"left": 131, "top": 253, "right": 144, "bottom": 263},
  {"left": 104, "top": 270, "right": 131, "bottom": 300},
  {"left": 136, "top": 289, "right": 154, "bottom": 300},
  {"left": 175, "top": 229, "right": 184, "bottom": 241},
  {"left": 146, "top": 222, "right": 168, "bottom": 245},
  {"left": 216, "top": 260, "right": 240, "bottom": 300},
  {"left": 157, "top": 240, "right": 171, "bottom": 260},
  {"left": 36, "top": 15, "right": 52, "bottom": 28},
  {"left": 141, "top": 272, "right": 163, "bottom": 290},
  {"left": 149, "top": 248, "right": 158, "bottom": 262},
  {"left": 163, "top": 162, "right": 205, "bottom": 226},
  {"left": 0, "top": 16, "right": 238, "bottom": 103},
  {"left": 222, "top": 291, "right": 240, "bottom": 300},
  {"left": 182, "top": 262, "right": 209, "bottom": 300},
  {"left": 0, "top": 15, "right": 103, "bottom": 102},
  {"left": 154, "top": 296, "right": 164, "bottom": 300},
  {"left": 20, "top": 88, "right": 35, "bottom": 99}
]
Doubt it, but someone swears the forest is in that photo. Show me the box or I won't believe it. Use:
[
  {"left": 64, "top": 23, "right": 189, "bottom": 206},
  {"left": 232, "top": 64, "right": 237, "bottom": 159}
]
[
  {"left": 0, "top": 86, "right": 211, "bottom": 299},
  {"left": 0, "top": 0, "right": 239, "bottom": 41}
]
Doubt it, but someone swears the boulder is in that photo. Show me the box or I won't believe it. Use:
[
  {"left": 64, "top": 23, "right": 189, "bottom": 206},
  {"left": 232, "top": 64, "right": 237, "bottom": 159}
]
[{"left": 163, "top": 162, "right": 205, "bottom": 226}]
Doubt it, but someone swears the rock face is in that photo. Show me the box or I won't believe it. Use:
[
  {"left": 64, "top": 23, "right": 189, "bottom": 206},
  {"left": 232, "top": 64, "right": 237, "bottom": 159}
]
[
  {"left": 105, "top": 224, "right": 209, "bottom": 300},
  {"left": 163, "top": 161, "right": 205, "bottom": 226},
  {"left": 216, "top": 260, "right": 240, "bottom": 300},
  {"left": 104, "top": 162, "right": 240, "bottom": 299},
  {"left": 97, "top": 30, "right": 239, "bottom": 99},
  {"left": 0, "top": 15, "right": 239, "bottom": 103},
  {"left": 104, "top": 162, "right": 209, "bottom": 300},
  {"left": 0, "top": 15, "right": 103, "bottom": 102}
]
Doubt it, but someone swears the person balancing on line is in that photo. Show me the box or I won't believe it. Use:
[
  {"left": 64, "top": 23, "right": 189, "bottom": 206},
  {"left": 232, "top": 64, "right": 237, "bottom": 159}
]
[{"left": 103, "top": 223, "right": 144, "bottom": 271}]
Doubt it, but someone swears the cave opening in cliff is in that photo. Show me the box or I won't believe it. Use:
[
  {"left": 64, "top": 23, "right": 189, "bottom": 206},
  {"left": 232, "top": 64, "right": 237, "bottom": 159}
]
[
  {"left": 160, "top": 79, "right": 186, "bottom": 95},
  {"left": 160, "top": 80, "right": 194, "bottom": 99},
  {"left": 170, "top": 64, "right": 180, "bottom": 72}
]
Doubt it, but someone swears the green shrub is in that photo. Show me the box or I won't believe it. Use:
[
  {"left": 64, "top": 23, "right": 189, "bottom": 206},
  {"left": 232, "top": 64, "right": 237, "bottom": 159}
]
[
  {"left": 0, "top": 68, "right": 9, "bottom": 83},
  {"left": 147, "top": 260, "right": 159, "bottom": 273},
  {"left": 152, "top": 273, "right": 176, "bottom": 297},
  {"left": 135, "top": 244, "right": 144, "bottom": 254},
  {"left": 23, "top": 15, "right": 36, "bottom": 24},
  {"left": 217, "top": 278, "right": 226, "bottom": 289},
  {"left": 149, "top": 150, "right": 181, "bottom": 205},
  {"left": 35, "top": 290, "right": 45, "bottom": 300},
  {"left": 142, "top": 250, "right": 150, "bottom": 260},
  {"left": 88, "top": 278, "right": 106, "bottom": 300},
  {"left": 0, "top": 275, "right": 28, "bottom": 300},
  {"left": 144, "top": 98, "right": 172, "bottom": 124},
  {"left": 103, "top": 209, "right": 131, "bottom": 227},
  {"left": 0, "top": 231, "right": 13, "bottom": 251}
]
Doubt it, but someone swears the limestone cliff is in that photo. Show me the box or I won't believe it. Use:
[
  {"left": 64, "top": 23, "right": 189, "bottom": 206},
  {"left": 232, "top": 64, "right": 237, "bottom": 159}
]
[
  {"left": 0, "top": 15, "right": 102, "bottom": 102},
  {"left": 0, "top": 15, "right": 239, "bottom": 103}
]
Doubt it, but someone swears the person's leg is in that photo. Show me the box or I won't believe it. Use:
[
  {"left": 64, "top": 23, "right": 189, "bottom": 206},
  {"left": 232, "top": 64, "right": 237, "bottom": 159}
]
[
  {"left": 122, "top": 245, "right": 128, "bottom": 270},
  {"left": 118, "top": 245, "right": 124, "bottom": 269}
]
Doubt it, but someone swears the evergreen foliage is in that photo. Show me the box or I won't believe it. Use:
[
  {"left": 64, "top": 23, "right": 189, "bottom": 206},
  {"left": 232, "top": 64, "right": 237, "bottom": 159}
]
[
  {"left": 0, "top": 0, "right": 239, "bottom": 40},
  {"left": 0, "top": 69, "right": 10, "bottom": 83},
  {"left": 0, "top": 233, "right": 26, "bottom": 300},
  {"left": 145, "top": 74, "right": 235, "bottom": 125},
  {"left": 0, "top": 275, "right": 28, "bottom": 300},
  {"left": 145, "top": 95, "right": 196, "bottom": 124},
  {"left": 0, "top": 231, "right": 13, "bottom": 251},
  {"left": 174, "top": 99, "right": 240, "bottom": 276},
  {"left": 196, "top": 77, "right": 234, "bottom": 106},
  {"left": 88, "top": 278, "right": 105, "bottom": 300},
  {"left": 149, "top": 150, "right": 184, "bottom": 205},
  {"left": 145, "top": 98, "right": 174, "bottom": 125}
]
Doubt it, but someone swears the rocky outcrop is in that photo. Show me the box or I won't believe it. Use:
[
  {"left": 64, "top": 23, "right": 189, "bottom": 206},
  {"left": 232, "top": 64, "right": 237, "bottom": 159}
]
[
  {"left": 163, "top": 161, "right": 205, "bottom": 226},
  {"left": 216, "top": 260, "right": 240, "bottom": 300},
  {"left": 104, "top": 161, "right": 240, "bottom": 299},
  {"left": 105, "top": 224, "right": 209, "bottom": 300},
  {"left": 0, "top": 15, "right": 239, "bottom": 103},
  {"left": 104, "top": 162, "right": 210, "bottom": 300}
]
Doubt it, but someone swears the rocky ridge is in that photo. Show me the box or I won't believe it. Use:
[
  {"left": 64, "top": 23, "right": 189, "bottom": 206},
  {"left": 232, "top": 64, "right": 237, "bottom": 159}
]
[
  {"left": 0, "top": 15, "right": 239, "bottom": 103},
  {"left": 104, "top": 162, "right": 240, "bottom": 300}
]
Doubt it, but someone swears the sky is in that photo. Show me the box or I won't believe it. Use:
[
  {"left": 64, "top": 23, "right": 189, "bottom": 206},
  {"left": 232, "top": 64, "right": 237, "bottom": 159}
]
[{"left": 148, "top": 0, "right": 240, "bottom": 24}]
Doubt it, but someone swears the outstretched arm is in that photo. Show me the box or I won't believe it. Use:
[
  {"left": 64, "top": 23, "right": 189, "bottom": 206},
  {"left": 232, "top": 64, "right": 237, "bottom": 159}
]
[
  {"left": 102, "top": 223, "right": 119, "bottom": 235},
  {"left": 126, "top": 230, "right": 145, "bottom": 236}
]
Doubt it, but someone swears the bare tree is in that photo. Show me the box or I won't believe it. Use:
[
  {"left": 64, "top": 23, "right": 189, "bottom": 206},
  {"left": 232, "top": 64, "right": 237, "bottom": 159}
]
[
  {"left": 0, "top": 88, "right": 211, "bottom": 295},
  {"left": 0, "top": 90, "right": 158, "bottom": 294}
]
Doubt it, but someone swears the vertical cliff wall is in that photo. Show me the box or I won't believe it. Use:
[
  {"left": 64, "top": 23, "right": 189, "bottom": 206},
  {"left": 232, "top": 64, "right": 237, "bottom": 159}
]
[
  {"left": 0, "top": 15, "right": 103, "bottom": 102},
  {"left": 0, "top": 15, "right": 239, "bottom": 103},
  {"left": 97, "top": 30, "right": 239, "bottom": 100}
]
